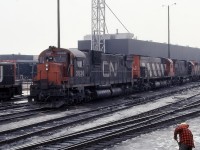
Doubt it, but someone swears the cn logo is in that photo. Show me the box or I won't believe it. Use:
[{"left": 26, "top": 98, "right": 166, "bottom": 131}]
[
  {"left": 102, "top": 61, "right": 117, "bottom": 77},
  {"left": 0, "top": 66, "right": 3, "bottom": 82}
]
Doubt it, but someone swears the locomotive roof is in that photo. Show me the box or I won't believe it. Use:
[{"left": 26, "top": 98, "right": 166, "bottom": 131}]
[
  {"left": 40, "top": 47, "right": 86, "bottom": 58},
  {"left": 68, "top": 48, "right": 86, "bottom": 58}
]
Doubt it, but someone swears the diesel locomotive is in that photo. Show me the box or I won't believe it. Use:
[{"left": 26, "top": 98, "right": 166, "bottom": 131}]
[
  {"left": 28, "top": 46, "right": 200, "bottom": 107},
  {"left": 0, "top": 62, "right": 22, "bottom": 100}
]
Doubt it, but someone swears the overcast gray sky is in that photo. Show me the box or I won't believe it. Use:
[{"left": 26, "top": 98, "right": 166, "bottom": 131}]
[{"left": 0, "top": 0, "right": 200, "bottom": 54}]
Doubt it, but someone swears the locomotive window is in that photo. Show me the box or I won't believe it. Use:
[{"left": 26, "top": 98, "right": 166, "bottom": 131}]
[
  {"left": 46, "top": 56, "right": 54, "bottom": 62},
  {"left": 54, "top": 56, "right": 66, "bottom": 62},
  {"left": 77, "top": 60, "right": 83, "bottom": 68}
]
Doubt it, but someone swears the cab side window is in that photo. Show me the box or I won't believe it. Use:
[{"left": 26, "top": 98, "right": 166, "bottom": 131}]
[{"left": 77, "top": 60, "right": 83, "bottom": 68}]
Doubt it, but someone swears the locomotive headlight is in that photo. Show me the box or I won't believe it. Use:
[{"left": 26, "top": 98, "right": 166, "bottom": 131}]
[{"left": 45, "top": 63, "right": 49, "bottom": 71}]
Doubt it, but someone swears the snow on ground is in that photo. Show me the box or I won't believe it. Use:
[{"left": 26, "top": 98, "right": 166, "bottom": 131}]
[
  {"left": 0, "top": 107, "right": 89, "bottom": 132},
  {"left": 14, "top": 99, "right": 27, "bottom": 104},
  {"left": 11, "top": 87, "right": 200, "bottom": 147},
  {"left": 22, "top": 89, "right": 30, "bottom": 96},
  {"left": 106, "top": 117, "right": 200, "bottom": 150},
  {"left": 51, "top": 88, "right": 199, "bottom": 136}
]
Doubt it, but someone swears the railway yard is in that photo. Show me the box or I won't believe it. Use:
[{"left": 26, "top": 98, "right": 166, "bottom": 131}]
[
  {"left": 1, "top": 1, "right": 200, "bottom": 150},
  {"left": 0, "top": 82, "right": 199, "bottom": 150}
]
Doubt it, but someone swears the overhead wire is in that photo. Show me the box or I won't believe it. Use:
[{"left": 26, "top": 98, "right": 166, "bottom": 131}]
[{"left": 105, "top": 2, "right": 131, "bottom": 33}]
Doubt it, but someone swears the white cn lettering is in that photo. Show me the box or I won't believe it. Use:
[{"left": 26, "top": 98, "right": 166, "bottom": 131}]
[
  {"left": 110, "top": 62, "right": 117, "bottom": 77},
  {"left": 0, "top": 66, "right": 3, "bottom": 82},
  {"left": 103, "top": 61, "right": 109, "bottom": 77},
  {"left": 103, "top": 61, "right": 117, "bottom": 77}
]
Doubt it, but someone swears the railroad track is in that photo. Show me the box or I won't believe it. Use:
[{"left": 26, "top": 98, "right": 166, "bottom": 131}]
[
  {"left": 0, "top": 91, "right": 155, "bottom": 126},
  {"left": 0, "top": 92, "right": 167, "bottom": 148},
  {"left": 0, "top": 107, "right": 53, "bottom": 124},
  {"left": 0, "top": 103, "right": 28, "bottom": 111},
  {"left": 0, "top": 83, "right": 200, "bottom": 124},
  {"left": 1, "top": 88, "right": 200, "bottom": 150},
  {"left": 12, "top": 93, "right": 200, "bottom": 150},
  {"left": 0, "top": 82, "right": 199, "bottom": 149},
  {"left": 0, "top": 95, "right": 28, "bottom": 111},
  {"left": 0, "top": 95, "right": 27, "bottom": 103}
]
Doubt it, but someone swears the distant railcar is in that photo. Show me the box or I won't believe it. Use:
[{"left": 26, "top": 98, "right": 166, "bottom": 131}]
[
  {"left": 16, "top": 63, "right": 37, "bottom": 80},
  {"left": 28, "top": 46, "right": 200, "bottom": 108},
  {"left": 0, "top": 62, "right": 22, "bottom": 100}
]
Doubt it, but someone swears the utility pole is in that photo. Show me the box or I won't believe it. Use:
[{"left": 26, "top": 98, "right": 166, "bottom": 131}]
[
  {"left": 163, "top": 3, "right": 176, "bottom": 58},
  {"left": 91, "top": 0, "right": 106, "bottom": 52},
  {"left": 57, "top": 0, "right": 60, "bottom": 48},
  {"left": 168, "top": 5, "right": 170, "bottom": 58}
]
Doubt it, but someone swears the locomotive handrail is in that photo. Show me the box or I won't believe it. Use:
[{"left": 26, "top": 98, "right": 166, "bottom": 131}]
[{"left": 89, "top": 70, "right": 132, "bottom": 86}]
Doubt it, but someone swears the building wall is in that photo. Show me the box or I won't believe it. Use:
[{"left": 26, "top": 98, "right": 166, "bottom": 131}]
[
  {"left": 0, "top": 54, "right": 34, "bottom": 61},
  {"left": 78, "top": 39, "right": 200, "bottom": 62}
]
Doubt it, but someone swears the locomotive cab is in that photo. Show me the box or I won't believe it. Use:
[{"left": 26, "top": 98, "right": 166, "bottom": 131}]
[
  {"left": 35, "top": 47, "right": 87, "bottom": 85},
  {"left": 29, "top": 46, "right": 87, "bottom": 107}
]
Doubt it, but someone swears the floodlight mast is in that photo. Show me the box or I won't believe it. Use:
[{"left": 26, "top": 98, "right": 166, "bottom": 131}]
[{"left": 91, "top": 0, "right": 106, "bottom": 53}]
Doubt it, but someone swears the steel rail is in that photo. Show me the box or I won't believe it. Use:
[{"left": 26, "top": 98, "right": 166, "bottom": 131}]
[{"left": 10, "top": 94, "right": 200, "bottom": 150}]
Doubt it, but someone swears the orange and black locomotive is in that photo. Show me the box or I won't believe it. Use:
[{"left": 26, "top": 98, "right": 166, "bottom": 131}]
[{"left": 28, "top": 46, "right": 200, "bottom": 108}]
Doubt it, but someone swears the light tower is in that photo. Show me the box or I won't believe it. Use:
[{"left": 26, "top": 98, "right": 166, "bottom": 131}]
[{"left": 91, "top": 0, "right": 106, "bottom": 52}]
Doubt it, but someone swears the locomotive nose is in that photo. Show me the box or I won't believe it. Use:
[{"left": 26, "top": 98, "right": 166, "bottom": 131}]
[{"left": 36, "top": 62, "right": 63, "bottom": 85}]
